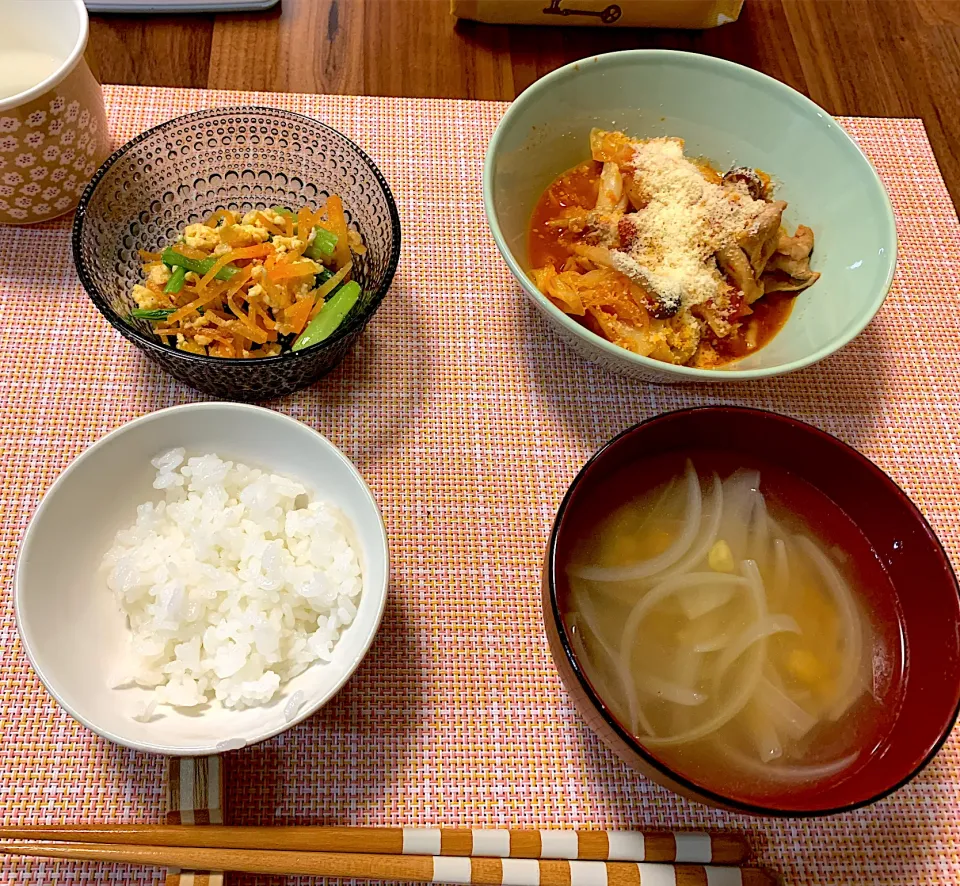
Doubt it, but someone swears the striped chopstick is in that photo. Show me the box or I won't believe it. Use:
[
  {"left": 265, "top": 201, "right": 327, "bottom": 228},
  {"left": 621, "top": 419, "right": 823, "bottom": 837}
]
[
  {"left": 0, "top": 843, "right": 776, "bottom": 885},
  {"left": 0, "top": 826, "right": 747, "bottom": 865},
  {"left": 165, "top": 757, "right": 222, "bottom": 886}
]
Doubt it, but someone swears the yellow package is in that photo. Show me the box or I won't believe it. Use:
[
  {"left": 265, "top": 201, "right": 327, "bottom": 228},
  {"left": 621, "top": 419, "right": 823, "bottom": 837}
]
[{"left": 451, "top": 0, "right": 744, "bottom": 28}]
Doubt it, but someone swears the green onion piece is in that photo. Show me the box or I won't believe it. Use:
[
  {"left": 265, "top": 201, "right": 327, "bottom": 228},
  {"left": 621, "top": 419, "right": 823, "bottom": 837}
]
[
  {"left": 161, "top": 248, "right": 239, "bottom": 281},
  {"left": 304, "top": 226, "right": 338, "bottom": 263},
  {"left": 164, "top": 266, "right": 187, "bottom": 294},
  {"left": 131, "top": 308, "right": 176, "bottom": 321},
  {"left": 292, "top": 281, "right": 361, "bottom": 352},
  {"left": 314, "top": 267, "right": 335, "bottom": 287}
]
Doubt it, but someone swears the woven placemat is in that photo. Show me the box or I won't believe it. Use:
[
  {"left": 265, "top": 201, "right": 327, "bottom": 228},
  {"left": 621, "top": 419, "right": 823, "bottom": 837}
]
[{"left": 1, "top": 86, "right": 958, "bottom": 886}]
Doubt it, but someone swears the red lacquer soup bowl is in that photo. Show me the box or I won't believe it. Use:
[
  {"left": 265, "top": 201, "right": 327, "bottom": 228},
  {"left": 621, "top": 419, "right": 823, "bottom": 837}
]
[{"left": 543, "top": 406, "right": 960, "bottom": 816}]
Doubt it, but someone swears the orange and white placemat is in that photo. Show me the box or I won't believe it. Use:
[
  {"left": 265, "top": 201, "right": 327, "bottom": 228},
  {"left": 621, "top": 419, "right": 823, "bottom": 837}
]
[{"left": 0, "top": 86, "right": 958, "bottom": 886}]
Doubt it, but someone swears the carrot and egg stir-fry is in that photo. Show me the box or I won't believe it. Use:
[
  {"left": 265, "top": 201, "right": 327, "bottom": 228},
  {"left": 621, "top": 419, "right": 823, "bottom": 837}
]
[{"left": 131, "top": 197, "right": 366, "bottom": 358}]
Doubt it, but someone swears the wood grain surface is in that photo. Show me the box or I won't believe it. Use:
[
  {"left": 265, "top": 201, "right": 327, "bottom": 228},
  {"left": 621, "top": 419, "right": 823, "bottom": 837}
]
[{"left": 87, "top": 0, "right": 960, "bottom": 204}]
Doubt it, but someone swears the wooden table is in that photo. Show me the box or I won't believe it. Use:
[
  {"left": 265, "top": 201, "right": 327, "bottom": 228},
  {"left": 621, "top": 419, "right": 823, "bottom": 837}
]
[{"left": 87, "top": 0, "right": 960, "bottom": 205}]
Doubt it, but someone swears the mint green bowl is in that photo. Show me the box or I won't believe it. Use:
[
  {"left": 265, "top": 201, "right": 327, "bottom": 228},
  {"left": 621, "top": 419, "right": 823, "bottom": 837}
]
[{"left": 482, "top": 51, "right": 897, "bottom": 383}]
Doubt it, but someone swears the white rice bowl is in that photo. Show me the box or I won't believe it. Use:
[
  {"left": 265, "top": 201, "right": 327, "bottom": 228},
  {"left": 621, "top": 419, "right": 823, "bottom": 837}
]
[
  {"left": 102, "top": 449, "right": 363, "bottom": 716},
  {"left": 15, "top": 402, "right": 389, "bottom": 755}
]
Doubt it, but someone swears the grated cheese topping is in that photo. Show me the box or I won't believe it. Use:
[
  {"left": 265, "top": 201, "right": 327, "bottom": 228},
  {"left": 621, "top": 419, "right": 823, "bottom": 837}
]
[{"left": 612, "top": 137, "right": 767, "bottom": 313}]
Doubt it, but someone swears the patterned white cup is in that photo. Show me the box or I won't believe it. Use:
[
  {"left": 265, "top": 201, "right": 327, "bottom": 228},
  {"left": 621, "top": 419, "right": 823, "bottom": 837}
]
[{"left": 0, "top": 0, "right": 110, "bottom": 225}]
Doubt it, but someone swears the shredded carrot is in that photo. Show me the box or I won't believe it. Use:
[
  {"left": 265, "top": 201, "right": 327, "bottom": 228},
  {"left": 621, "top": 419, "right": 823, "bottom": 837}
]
[
  {"left": 223, "top": 265, "right": 254, "bottom": 300},
  {"left": 219, "top": 224, "right": 248, "bottom": 248},
  {"left": 136, "top": 198, "right": 366, "bottom": 358},
  {"left": 234, "top": 244, "right": 275, "bottom": 260},
  {"left": 232, "top": 329, "right": 251, "bottom": 353},
  {"left": 268, "top": 260, "right": 320, "bottom": 283},
  {"left": 174, "top": 244, "right": 208, "bottom": 260},
  {"left": 256, "top": 212, "right": 284, "bottom": 236},
  {"left": 252, "top": 300, "right": 276, "bottom": 330},
  {"left": 347, "top": 230, "right": 368, "bottom": 255},
  {"left": 248, "top": 300, "right": 273, "bottom": 333},
  {"left": 227, "top": 295, "right": 269, "bottom": 344},
  {"left": 308, "top": 261, "right": 353, "bottom": 319},
  {"left": 320, "top": 261, "right": 352, "bottom": 296},
  {"left": 326, "top": 195, "right": 352, "bottom": 270},
  {"left": 284, "top": 296, "right": 315, "bottom": 335},
  {"left": 167, "top": 282, "right": 229, "bottom": 324},
  {"left": 195, "top": 259, "right": 230, "bottom": 289},
  {"left": 205, "top": 209, "right": 237, "bottom": 228},
  {"left": 197, "top": 244, "right": 273, "bottom": 291},
  {"left": 260, "top": 254, "right": 283, "bottom": 305},
  {"left": 297, "top": 206, "right": 315, "bottom": 238},
  {"left": 210, "top": 341, "right": 235, "bottom": 358},
  {"left": 249, "top": 302, "right": 278, "bottom": 339}
]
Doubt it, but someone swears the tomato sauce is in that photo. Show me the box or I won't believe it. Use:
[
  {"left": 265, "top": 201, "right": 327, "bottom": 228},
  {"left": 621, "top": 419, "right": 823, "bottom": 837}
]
[
  {"left": 706, "top": 293, "right": 796, "bottom": 364},
  {"left": 528, "top": 161, "right": 797, "bottom": 367},
  {"left": 529, "top": 161, "right": 601, "bottom": 269}
]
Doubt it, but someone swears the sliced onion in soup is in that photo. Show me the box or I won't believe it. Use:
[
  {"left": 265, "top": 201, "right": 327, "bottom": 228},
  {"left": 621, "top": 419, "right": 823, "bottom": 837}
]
[
  {"left": 718, "top": 741, "right": 860, "bottom": 782},
  {"left": 755, "top": 676, "right": 818, "bottom": 740},
  {"left": 572, "top": 461, "right": 702, "bottom": 582},
  {"left": 793, "top": 535, "right": 864, "bottom": 721},
  {"left": 653, "top": 473, "right": 723, "bottom": 584},
  {"left": 572, "top": 586, "right": 657, "bottom": 736}
]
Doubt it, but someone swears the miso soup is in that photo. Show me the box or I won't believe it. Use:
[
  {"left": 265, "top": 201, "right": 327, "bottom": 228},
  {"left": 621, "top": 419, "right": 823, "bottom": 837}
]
[{"left": 562, "top": 454, "right": 905, "bottom": 807}]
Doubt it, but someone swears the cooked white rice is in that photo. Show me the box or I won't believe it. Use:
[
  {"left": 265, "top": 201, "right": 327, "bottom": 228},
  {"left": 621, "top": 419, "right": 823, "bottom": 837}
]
[{"left": 101, "top": 449, "right": 362, "bottom": 712}]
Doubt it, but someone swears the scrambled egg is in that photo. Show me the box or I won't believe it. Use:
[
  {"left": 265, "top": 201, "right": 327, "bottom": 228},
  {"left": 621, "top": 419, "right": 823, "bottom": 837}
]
[
  {"left": 147, "top": 264, "right": 172, "bottom": 287},
  {"left": 132, "top": 283, "right": 161, "bottom": 310},
  {"left": 231, "top": 225, "right": 271, "bottom": 247},
  {"left": 272, "top": 236, "right": 304, "bottom": 255},
  {"left": 131, "top": 200, "right": 362, "bottom": 360},
  {"left": 183, "top": 223, "right": 220, "bottom": 251},
  {"left": 132, "top": 264, "right": 173, "bottom": 310},
  {"left": 242, "top": 208, "right": 287, "bottom": 227}
]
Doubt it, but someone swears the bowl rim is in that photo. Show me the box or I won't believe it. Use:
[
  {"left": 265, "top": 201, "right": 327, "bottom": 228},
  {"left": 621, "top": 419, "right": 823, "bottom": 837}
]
[
  {"left": 0, "top": 0, "right": 88, "bottom": 113},
  {"left": 545, "top": 404, "right": 960, "bottom": 817},
  {"left": 13, "top": 401, "right": 391, "bottom": 756},
  {"left": 72, "top": 105, "right": 402, "bottom": 367},
  {"left": 482, "top": 49, "right": 899, "bottom": 381}
]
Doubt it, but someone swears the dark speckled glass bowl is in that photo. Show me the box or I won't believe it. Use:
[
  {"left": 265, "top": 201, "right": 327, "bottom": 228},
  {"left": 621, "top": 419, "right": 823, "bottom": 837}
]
[{"left": 72, "top": 107, "right": 401, "bottom": 401}]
